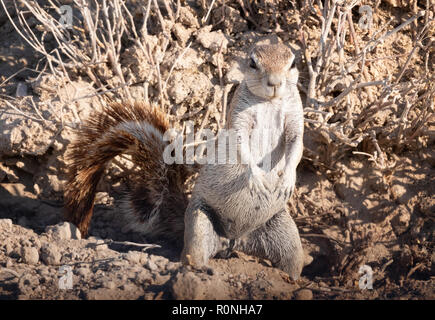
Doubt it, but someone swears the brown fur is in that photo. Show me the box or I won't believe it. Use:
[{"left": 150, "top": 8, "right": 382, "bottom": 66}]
[
  {"left": 64, "top": 101, "right": 191, "bottom": 238},
  {"left": 250, "top": 44, "right": 293, "bottom": 73}
]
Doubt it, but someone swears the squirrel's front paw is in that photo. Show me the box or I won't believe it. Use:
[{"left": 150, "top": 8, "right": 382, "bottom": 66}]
[
  {"left": 278, "top": 184, "right": 293, "bottom": 201},
  {"left": 247, "top": 166, "right": 271, "bottom": 198},
  {"left": 275, "top": 170, "right": 296, "bottom": 200}
]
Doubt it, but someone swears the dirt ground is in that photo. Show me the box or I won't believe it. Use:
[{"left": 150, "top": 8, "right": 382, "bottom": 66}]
[{"left": 0, "top": 0, "right": 434, "bottom": 300}]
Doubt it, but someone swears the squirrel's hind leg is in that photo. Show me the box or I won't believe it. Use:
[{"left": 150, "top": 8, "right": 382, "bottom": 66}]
[
  {"left": 234, "top": 209, "right": 304, "bottom": 280},
  {"left": 181, "top": 197, "right": 222, "bottom": 267}
]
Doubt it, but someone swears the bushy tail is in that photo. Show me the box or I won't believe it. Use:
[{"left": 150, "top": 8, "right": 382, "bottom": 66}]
[{"left": 64, "top": 101, "right": 192, "bottom": 239}]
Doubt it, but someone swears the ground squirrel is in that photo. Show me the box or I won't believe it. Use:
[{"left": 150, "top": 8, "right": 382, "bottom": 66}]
[{"left": 64, "top": 42, "right": 305, "bottom": 279}]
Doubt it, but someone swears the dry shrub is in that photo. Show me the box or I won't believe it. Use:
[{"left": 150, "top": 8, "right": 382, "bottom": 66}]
[
  {"left": 0, "top": 0, "right": 433, "bottom": 169},
  {"left": 295, "top": 0, "right": 434, "bottom": 171}
]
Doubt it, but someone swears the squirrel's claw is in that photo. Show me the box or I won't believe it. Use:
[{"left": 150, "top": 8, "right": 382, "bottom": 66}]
[
  {"left": 248, "top": 167, "right": 271, "bottom": 199},
  {"left": 277, "top": 185, "right": 293, "bottom": 201},
  {"left": 275, "top": 170, "right": 295, "bottom": 201}
]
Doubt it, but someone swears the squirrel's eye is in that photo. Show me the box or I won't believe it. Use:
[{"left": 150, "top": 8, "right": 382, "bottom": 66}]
[{"left": 249, "top": 58, "right": 257, "bottom": 69}]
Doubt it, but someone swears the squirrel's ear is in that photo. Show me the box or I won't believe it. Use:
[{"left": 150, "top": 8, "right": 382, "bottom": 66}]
[{"left": 285, "top": 55, "right": 296, "bottom": 70}]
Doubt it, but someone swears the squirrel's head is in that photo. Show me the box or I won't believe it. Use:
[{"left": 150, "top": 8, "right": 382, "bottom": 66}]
[{"left": 244, "top": 43, "right": 298, "bottom": 100}]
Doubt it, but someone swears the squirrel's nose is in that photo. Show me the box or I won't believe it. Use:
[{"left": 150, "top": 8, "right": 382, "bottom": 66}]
[{"left": 267, "top": 75, "right": 283, "bottom": 88}]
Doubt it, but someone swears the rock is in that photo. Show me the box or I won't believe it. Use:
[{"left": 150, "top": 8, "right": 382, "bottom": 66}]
[
  {"left": 20, "top": 239, "right": 32, "bottom": 247},
  {"left": 4, "top": 242, "right": 13, "bottom": 255},
  {"left": 5, "top": 258, "right": 13, "bottom": 268},
  {"left": 0, "top": 101, "right": 58, "bottom": 156},
  {"left": 304, "top": 253, "right": 314, "bottom": 266},
  {"left": 18, "top": 274, "right": 40, "bottom": 293},
  {"left": 84, "top": 288, "right": 117, "bottom": 300},
  {"left": 167, "top": 70, "right": 212, "bottom": 104},
  {"left": 37, "top": 266, "right": 50, "bottom": 276},
  {"left": 119, "top": 283, "right": 136, "bottom": 291},
  {"left": 29, "top": 237, "right": 41, "bottom": 250},
  {"left": 419, "top": 197, "right": 434, "bottom": 217},
  {"left": 40, "top": 243, "right": 61, "bottom": 265},
  {"left": 45, "top": 222, "right": 81, "bottom": 240},
  {"left": 171, "top": 272, "right": 206, "bottom": 300},
  {"left": 171, "top": 48, "right": 204, "bottom": 70},
  {"left": 171, "top": 271, "right": 228, "bottom": 300},
  {"left": 134, "top": 269, "right": 152, "bottom": 284},
  {"left": 334, "top": 183, "right": 347, "bottom": 199},
  {"left": 212, "top": 5, "right": 248, "bottom": 34},
  {"left": 95, "top": 192, "right": 113, "bottom": 206},
  {"left": 155, "top": 257, "right": 169, "bottom": 268},
  {"left": 20, "top": 246, "right": 39, "bottom": 265},
  {"left": 178, "top": 6, "right": 199, "bottom": 28},
  {"left": 295, "top": 289, "right": 313, "bottom": 300},
  {"left": 84, "top": 287, "right": 141, "bottom": 300},
  {"left": 391, "top": 206, "right": 411, "bottom": 235},
  {"left": 47, "top": 174, "right": 62, "bottom": 192},
  {"left": 173, "top": 23, "right": 192, "bottom": 45},
  {"left": 225, "top": 61, "right": 244, "bottom": 84},
  {"left": 124, "top": 252, "right": 149, "bottom": 265},
  {"left": 75, "top": 267, "right": 90, "bottom": 277},
  {"left": 125, "top": 251, "right": 141, "bottom": 264},
  {"left": 153, "top": 273, "right": 171, "bottom": 284},
  {"left": 166, "top": 262, "right": 179, "bottom": 271},
  {"left": 0, "top": 219, "right": 13, "bottom": 231},
  {"left": 121, "top": 43, "right": 155, "bottom": 85},
  {"left": 391, "top": 184, "right": 407, "bottom": 203},
  {"left": 254, "top": 278, "right": 269, "bottom": 291},
  {"left": 103, "top": 281, "right": 116, "bottom": 290},
  {"left": 94, "top": 242, "right": 108, "bottom": 251},
  {"left": 145, "top": 259, "right": 158, "bottom": 272},
  {"left": 138, "top": 253, "right": 149, "bottom": 264},
  {"left": 0, "top": 164, "right": 20, "bottom": 182},
  {"left": 197, "top": 25, "right": 229, "bottom": 52}
]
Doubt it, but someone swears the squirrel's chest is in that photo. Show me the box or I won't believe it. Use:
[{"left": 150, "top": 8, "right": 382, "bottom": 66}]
[
  {"left": 244, "top": 103, "right": 287, "bottom": 161},
  {"left": 249, "top": 103, "right": 285, "bottom": 131}
]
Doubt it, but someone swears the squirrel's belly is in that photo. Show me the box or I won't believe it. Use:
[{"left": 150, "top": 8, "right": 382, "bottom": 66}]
[{"left": 197, "top": 164, "right": 283, "bottom": 238}]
